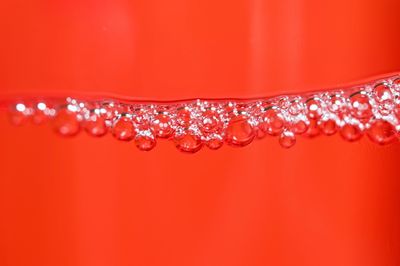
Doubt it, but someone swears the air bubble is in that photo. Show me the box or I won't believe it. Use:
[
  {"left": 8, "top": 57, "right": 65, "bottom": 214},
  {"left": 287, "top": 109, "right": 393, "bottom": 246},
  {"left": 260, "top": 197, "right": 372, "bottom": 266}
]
[
  {"left": 84, "top": 113, "right": 108, "bottom": 137},
  {"left": 288, "top": 99, "right": 303, "bottom": 116},
  {"left": 112, "top": 116, "right": 135, "bottom": 141},
  {"left": 53, "top": 109, "right": 80, "bottom": 137},
  {"left": 259, "top": 108, "right": 284, "bottom": 136},
  {"left": 174, "top": 133, "right": 202, "bottom": 153},
  {"left": 340, "top": 124, "right": 362, "bottom": 142},
  {"left": 320, "top": 120, "right": 337, "bottom": 136},
  {"left": 374, "top": 83, "right": 394, "bottom": 115},
  {"left": 350, "top": 92, "right": 372, "bottom": 122},
  {"left": 328, "top": 94, "right": 345, "bottom": 113},
  {"left": 279, "top": 131, "right": 296, "bottom": 148},
  {"left": 200, "top": 110, "right": 222, "bottom": 134},
  {"left": 135, "top": 134, "right": 156, "bottom": 151},
  {"left": 151, "top": 113, "right": 174, "bottom": 138},
  {"left": 176, "top": 108, "right": 192, "bottom": 128},
  {"left": 225, "top": 115, "right": 255, "bottom": 147},
  {"left": 291, "top": 120, "right": 308, "bottom": 135},
  {"left": 206, "top": 136, "right": 224, "bottom": 150},
  {"left": 9, "top": 103, "right": 29, "bottom": 126},
  {"left": 32, "top": 107, "right": 49, "bottom": 125},
  {"left": 373, "top": 83, "right": 392, "bottom": 101},
  {"left": 304, "top": 119, "right": 320, "bottom": 138},
  {"left": 367, "top": 120, "right": 397, "bottom": 145},
  {"left": 306, "top": 98, "right": 322, "bottom": 119}
]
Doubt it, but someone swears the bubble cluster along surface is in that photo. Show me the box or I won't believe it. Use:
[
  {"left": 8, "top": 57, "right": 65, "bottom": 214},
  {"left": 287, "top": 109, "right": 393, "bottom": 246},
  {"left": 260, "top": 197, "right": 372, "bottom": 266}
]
[{"left": 7, "top": 75, "right": 400, "bottom": 152}]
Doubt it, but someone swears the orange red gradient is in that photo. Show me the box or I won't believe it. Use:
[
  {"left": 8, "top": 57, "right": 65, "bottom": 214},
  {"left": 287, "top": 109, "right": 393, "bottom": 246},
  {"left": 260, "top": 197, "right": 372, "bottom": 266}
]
[{"left": 0, "top": 0, "right": 400, "bottom": 266}]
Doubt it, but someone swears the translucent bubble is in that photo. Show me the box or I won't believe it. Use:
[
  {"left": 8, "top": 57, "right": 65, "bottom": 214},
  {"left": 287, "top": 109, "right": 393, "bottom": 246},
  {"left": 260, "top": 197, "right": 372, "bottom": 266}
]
[
  {"left": 288, "top": 99, "right": 303, "bottom": 116},
  {"left": 32, "top": 109, "right": 49, "bottom": 125},
  {"left": 306, "top": 98, "right": 322, "bottom": 119},
  {"left": 206, "top": 135, "right": 224, "bottom": 150},
  {"left": 255, "top": 127, "right": 266, "bottom": 139},
  {"left": 291, "top": 120, "right": 308, "bottom": 135},
  {"left": 112, "top": 116, "right": 135, "bottom": 141},
  {"left": 328, "top": 94, "right": 346, "bottom": 116},
  {"left": 259, "top": 108, "right": 284, "bottom": 136},
  {"left": 374, "top": 84, "right": 394, "bottom": 115},
  {"left": 200, "top": 110, "right": 222, "bottom": 134},
  {"left": 151, "top": 113, "right": 174, "bottom": 138},
  {"left": 99, "top": 102, "right": 118, "bottom": 120},
  {"left": 225, "top": 115, "right": 255, "bottom": 147},
  {"left": 393, "top": 78, "right": 400, "bottom": 91},
  {"left": 367, "top": 120, "right": 397, "bottom": 145},
  {"left": 304, "top": 119, "right": 320, "bottom": 138},
  {"left": 378, "top": 100, "right": 394, "bottom": 116},
  {"left": 174, "top": 133, "right": 202, "bottom": 153},
  {"left": 340, "top": 124, "right": 362, "bottom": 142},
  {"left": 350, "top": 92, "right": 372, "bottom": 122},
  {"left": 53, "top": 109, "right": 80, "bottom": 137},
  {"left": 176, "top": 108, "right": 192, "bottom": 128},
  {"left": 373, "top": 83, "right": 392, "bottom": 101},
  {"left": 135, "top": 134, "right": 156, "bottom": 151},
  {"left": 9, "top": 104, "right": 29, "bottom": 126},
  {"left": 84, "top": 113, "right": 108, "bottom": 137},
  {"left": 279, "top": 131, "right": 296, "bottom": 148},
  {"left": 320, "top": 120, "right": 337, "bottom": 136}
]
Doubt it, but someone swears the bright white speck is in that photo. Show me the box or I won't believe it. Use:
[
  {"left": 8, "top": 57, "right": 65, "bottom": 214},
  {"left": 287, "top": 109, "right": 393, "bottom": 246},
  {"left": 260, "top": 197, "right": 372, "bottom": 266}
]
[
  {"left": 37, "top": 102, "right": 46, "bottom": 111},
  {"left": 67, "top": 104, "right": 78, "bottom": 112},
  {"left": 16, "top": 103, "right": 26, "bottom": 112},
  {"left": 310, "top": 104, "right": 318, "bottom": 111}
]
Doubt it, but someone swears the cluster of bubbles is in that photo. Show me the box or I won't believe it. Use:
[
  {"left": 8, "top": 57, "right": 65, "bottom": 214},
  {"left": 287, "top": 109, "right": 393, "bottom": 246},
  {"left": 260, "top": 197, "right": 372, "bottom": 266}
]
[{"left": 8, "top": 76, "right": 400, "bottom": 152}]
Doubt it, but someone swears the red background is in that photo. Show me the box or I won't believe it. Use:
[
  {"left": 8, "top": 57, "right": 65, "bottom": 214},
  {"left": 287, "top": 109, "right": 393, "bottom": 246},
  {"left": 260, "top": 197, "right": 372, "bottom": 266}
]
[{"left": 0, "top": 0, "right": 400, "bottom": 265}]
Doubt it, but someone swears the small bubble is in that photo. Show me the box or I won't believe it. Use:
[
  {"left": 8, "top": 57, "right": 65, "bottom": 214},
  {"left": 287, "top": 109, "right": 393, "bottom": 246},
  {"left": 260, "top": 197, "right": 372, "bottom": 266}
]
[
  {"left": 306, "top": 98, "right": 322, "bottom": 119},
  {"left": 176, "top": 108, "right": 192, "bottom": 128},
  {"left": 259, "top": 108, "right": 284, "bottom": 136},
  {"left": 53, "top": 109, "right": 80, "bottom": 137},
  {"left": 37, "top": 102, "right": 46, "bottom": 111},
  {"left": 350, "top": 92, "right": 372, "bottom": 122},
  {"left": 328, "top": 94, "right": 346, "bottom": 113},
  {"left": 291, "top": 120, "right": 308, "bottom": 135},
  {"left": 112, "top": 116, "right": 135, "bottom": 141},
  {"left": 392, "top": 78, "right": 400, "bottom": 91},
  {"left": 206, "top": 135, "right": 224, "bottom": 150},
  {"left": 32, "top": 102, "right": 51, "bottom": 125},
  {"left": 367, "top": 120, "right": 397, "bottom": 145},
  {"left": 174, "top": 133, "right": 202, "bottom": 153},
  {"left": 200, "top": 110, "right": 222, "bottom": 134},
  {"left": 9, "top": 103, "right": 29, "bottom": 126},
  {"left": 373, "top": 83, "right": 392, "bottom": 101},
  {"left": 135, "top": 134, "right": 156, "bottom": 151},
  {"left": 340, "top": 124, "right": 362, "bottom": 142},
  {"left": 320, "top": 120, "right": 337, "bottom": 136},
  {"left": 225, "top": 115, "right": 255, "bottom": 147},
  {"left": 84, "top": 113, "right": 108, "bottom": 137},
  {"left": 279, "top": 131, "right": 296, "bottom": 148},
  {"left": 288, "top": 99, "right": 303, "bottom": 116},
  {"left": 151, "top": 113, "right": 174, "bottom": 138},
  {"left": 304, "top": 119, "right": 320, "bottom": 138}
]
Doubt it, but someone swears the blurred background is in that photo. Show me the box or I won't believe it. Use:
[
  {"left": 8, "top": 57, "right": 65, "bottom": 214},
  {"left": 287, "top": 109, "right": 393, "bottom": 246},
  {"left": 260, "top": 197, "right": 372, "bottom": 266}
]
[{"left": 0, "top": 0, "right": 400, "bottom": 265}]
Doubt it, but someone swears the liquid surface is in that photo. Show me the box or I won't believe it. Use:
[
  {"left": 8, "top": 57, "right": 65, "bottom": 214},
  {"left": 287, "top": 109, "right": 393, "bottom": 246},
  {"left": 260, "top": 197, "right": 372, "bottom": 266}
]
[{"left": 5, "top": 74, "right": 400, "bottom": 151}]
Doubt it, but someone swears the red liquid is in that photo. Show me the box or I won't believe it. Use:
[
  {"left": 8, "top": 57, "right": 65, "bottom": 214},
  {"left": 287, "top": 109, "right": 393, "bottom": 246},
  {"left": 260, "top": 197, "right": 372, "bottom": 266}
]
[{"left": 1, "top": 1, "right": 400, "bottom": 266}]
